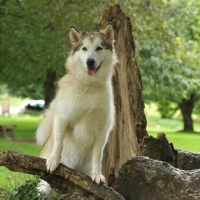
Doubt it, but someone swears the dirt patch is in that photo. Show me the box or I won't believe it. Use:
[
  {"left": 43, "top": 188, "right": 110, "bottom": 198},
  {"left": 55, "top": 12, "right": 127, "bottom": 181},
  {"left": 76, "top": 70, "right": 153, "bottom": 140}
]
[{"left": 7, "top": 138, "right": 36, "bottom": 144}]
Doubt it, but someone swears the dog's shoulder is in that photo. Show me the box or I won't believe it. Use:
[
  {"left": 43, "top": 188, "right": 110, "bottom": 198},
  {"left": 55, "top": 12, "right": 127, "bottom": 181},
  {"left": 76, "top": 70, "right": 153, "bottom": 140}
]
[{"left": 58, "top": 74, "right": 75, "bottom": 88}]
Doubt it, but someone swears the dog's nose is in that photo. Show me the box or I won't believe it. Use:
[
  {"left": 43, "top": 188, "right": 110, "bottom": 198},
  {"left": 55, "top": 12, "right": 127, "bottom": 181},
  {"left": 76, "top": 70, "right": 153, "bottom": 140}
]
[{"left": 86, "top": 58, "right": 95, "bottom": 68}]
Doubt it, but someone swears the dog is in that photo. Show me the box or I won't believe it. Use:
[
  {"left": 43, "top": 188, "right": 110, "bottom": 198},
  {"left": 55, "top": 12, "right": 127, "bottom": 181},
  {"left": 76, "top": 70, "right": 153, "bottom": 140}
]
[{"left": 36, "top": 23, "right": 117, "bottom": 194}]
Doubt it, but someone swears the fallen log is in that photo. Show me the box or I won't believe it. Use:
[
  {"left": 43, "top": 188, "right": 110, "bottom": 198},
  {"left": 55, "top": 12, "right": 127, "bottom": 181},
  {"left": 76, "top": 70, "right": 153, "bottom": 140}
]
[
  {"left": 1, "top": 150, "right": 200, "bottom": 199},
  {"left": 115, "top": 156, "right": 200, "bottom": 200},
  {"left": 0, "top": 150, "right": 124, "bottom": 200}
]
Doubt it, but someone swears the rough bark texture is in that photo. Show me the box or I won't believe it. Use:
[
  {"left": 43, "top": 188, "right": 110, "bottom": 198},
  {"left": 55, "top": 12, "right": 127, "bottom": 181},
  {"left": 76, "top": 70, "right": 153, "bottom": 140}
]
[
  {"left": 176, "top": 150, "right": 200, "bottom": 170},
  {"left": 93, "top": 4, "right": 148, "bottom": 183},
  {"left": 115, "top": 156, "right": 200, "bottom": 200},
  {"left": 179, "top": 93, "right": 195, "bottom": 132},
  {"left": 0, "top": 150, "right": 124, "bottom": 200},
  {"left": 141, "top": 133, "right": 177, "bottom": 167},
  {"left": 44, "top": 70, "right": 56, "bottom": 107},
  {"left": 140, "top": 132, "right": 200, "bottom": 170},
  {"left": 1, "top": 150, "right": 200, "bottom": 200}
]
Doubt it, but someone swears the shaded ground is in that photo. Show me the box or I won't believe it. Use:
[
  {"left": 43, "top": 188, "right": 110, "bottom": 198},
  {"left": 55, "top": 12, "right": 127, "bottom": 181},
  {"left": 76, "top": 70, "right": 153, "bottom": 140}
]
[{"left": 7, "top": 138, "right": 36, "bottom": 144}]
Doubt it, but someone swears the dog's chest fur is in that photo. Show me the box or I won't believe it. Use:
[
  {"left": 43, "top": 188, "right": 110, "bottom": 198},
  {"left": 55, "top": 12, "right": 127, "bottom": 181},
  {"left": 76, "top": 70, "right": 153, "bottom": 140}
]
[
  {"left": 57, "top": 74, "right": 112, "bottom": 127},
  {"left": 56, "top": 74, "right": 113, "bottom": 169}
]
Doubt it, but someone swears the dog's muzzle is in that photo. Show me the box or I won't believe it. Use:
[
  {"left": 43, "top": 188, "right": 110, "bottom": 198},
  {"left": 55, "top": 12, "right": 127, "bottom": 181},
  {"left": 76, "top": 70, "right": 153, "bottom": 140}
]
[{"left": 86, "top": 58, "right": 102, "bottom": 76}]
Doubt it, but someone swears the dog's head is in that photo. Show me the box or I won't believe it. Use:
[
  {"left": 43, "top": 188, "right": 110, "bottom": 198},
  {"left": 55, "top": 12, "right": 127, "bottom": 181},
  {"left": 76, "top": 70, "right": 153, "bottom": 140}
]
[{"left": 66, "top": 23, "right": 117, "bottom": 84}]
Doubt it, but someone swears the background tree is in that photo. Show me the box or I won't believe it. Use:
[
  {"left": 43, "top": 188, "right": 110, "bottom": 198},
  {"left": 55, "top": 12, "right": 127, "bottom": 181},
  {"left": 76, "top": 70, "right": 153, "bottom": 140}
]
[
  {"left": 0, "top": 0, "right": 199, "bottom": 127},
  {"left": 0, "top": 0, "right": 104, "bottom": 106},
  {"left": 120, "top": 0, "right": 200, "bottom": 132},
  {"left": 156, "top": 0, "right": 200, "bottom": 132}
]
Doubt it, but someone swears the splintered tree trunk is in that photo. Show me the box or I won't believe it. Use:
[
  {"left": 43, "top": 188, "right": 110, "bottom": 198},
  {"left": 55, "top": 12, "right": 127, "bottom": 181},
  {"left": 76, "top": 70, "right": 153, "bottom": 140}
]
[{"left": 94, "top": 5, "right": 148, "bottom": 183}]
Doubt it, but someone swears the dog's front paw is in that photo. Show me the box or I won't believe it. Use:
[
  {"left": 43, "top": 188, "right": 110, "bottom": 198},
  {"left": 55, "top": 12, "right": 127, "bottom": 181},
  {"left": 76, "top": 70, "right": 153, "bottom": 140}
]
[
  {"left": 91, "top": 172, "right": 105, "bottom": 185},
  {"left": 46, "top": 154, "right": 60, "bottom": 173}
]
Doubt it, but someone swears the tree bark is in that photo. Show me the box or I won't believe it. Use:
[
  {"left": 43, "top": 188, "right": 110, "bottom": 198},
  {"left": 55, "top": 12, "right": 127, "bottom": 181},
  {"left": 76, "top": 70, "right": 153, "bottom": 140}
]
[
  {"left": 44, "top": 70, "right": 56, "bottom": 108},
  {"left": 0, "top": 150, "right": 124, "bottom": 200},
  {"left": 140, "top": 132, "right": 200, "bottom": 170},
  {"left": 179, "top": 93, "right": 195, "bottom": 132},
  {"left": 93, "top": 4, "right": 148, "bottom": 184},
  {"left": 115, "top": 156, "right": 200, "bottom": 200}
]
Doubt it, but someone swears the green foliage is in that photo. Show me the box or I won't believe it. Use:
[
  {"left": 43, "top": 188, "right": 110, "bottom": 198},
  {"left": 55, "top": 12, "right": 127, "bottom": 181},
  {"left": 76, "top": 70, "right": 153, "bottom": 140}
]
[
  {"left": 0, "top": 0, "right": 104, "bottom": 90},
  {"left": 0, "top": 176, "right": 46, "bottom": 200},
  {"left": 1, "top": 1, "right": 199, "bottom": 126},
  {"left": 133, "top": 0, "right": 200, "bottom": 102},
  {"left": 9, "top": 84, "right": 44, "bottom": 100},
  {"left": 0, "top": 84, "right": 8, "bottom": 95},
  {"left": 122, "top": 0, "right": 200, "bottom": 121}
]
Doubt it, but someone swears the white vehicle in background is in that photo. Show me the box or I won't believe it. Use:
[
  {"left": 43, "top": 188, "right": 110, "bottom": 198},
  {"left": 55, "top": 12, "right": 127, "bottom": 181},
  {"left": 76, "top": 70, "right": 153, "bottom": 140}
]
[{"left": 19, "top": 100, "right": 45, "bottom": 111}]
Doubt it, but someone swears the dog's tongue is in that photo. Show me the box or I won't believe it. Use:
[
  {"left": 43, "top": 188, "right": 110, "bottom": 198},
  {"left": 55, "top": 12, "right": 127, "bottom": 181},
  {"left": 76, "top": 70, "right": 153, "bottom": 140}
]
[{"left": 87, "top": 68, "right": 97, "bottom": 76}]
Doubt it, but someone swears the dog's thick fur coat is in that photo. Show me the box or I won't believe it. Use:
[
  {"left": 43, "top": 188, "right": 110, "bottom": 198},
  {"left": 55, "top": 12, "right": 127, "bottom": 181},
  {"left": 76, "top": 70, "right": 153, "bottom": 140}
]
[{"left": 36, "top": 24, "right": 117, "bottom": 194}]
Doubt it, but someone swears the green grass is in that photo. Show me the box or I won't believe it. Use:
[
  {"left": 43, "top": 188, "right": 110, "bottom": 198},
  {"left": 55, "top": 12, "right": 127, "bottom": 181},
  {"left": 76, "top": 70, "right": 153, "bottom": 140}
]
[
  {"left": 145, "top": 103, "right": 200, "bottom": 153},
  {"left": 0, "top": 112, "right": 42, "bottom": 188},
  {"left": 0, "top": 111, "right": 42, "bottom": 140},
  {"left": 148, "top": 131, "right": 200, "bottom": 153},
  {"left": 0, "top": 175, "right": 46, "bottom": 200},
  {"left": 0, "top": 93, "right": 28, "bottom": 107}
]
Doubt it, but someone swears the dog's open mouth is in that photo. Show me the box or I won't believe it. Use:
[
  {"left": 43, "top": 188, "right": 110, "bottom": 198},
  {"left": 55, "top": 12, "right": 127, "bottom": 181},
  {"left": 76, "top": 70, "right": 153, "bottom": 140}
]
[{"left": 87, "top": 62, "right": 102, "bottom": 76}]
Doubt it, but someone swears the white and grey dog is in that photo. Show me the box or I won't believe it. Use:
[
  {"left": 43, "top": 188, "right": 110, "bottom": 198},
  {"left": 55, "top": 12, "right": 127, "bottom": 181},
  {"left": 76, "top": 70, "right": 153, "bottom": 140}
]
[{"left": 36, "top": 23, "right": 117, "bottom": 194}]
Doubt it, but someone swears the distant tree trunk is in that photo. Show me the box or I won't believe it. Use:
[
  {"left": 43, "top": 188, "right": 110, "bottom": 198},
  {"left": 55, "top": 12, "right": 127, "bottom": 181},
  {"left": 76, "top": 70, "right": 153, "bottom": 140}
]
[
  {"left": 179, "top": 93, "right": 195, "bottom": 132},
  {"left": 94, "top": 5, "right": 148, "bottom": 183},
  {"left": 44, "top": 70, "right": 56, "bottom": 108}
]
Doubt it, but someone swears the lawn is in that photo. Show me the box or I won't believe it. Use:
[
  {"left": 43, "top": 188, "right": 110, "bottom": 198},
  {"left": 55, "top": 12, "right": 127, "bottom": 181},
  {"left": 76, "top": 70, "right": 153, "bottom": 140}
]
[
  {"left": 145, "top": 104, "right": 200, "bottom": 153},
  {"left": 146, "top": 116, "right": 200, "bottom": 153},
  {"left": 0, "top": 112, "right": 42, "bottom": 188}
]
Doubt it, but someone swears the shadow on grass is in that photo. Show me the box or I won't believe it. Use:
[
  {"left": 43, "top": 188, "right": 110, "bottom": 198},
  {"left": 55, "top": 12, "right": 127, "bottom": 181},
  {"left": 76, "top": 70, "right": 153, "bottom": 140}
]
[{"left": 18, "top": 110, "right": 43, "bottom": 117}]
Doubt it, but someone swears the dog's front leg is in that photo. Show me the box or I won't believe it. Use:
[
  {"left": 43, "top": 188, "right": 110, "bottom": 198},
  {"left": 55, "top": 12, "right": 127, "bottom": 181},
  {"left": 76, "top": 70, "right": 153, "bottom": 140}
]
[
  {"left": 91, "top": 137, "right": 106, "bottom": 185},
  {"left": 46, "top": 115, "right": 65, "bottom": 173}
]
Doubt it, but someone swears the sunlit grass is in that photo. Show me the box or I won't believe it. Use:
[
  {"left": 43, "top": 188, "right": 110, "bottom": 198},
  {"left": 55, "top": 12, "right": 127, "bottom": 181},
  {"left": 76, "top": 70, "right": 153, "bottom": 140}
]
[
  {"left": 148, "top": 131, "right": 200, "bottom": 153},
  {"left": 0, "top": 112, "right": 42, "bottom": 140},
  {"left": 0, "top": 112, "right": 42, "bottom": 187},
  {"left": 145, "top": 103, "right": 200, "bottom": 153},
  {"left": 0, "top": 141, "right": 41, "bottom": 187}
]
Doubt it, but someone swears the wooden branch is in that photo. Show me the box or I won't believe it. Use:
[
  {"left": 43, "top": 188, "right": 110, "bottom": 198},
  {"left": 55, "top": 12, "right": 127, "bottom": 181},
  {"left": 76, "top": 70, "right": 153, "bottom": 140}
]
[
  {"left": 140, "top": 132, "right": 200, "bottom": 170},
  {"left": 0, "top": 150, "right": 124, "bottom": 200},
  {"left": 115, "top": 156, "right": 200, "bottom": 200}
]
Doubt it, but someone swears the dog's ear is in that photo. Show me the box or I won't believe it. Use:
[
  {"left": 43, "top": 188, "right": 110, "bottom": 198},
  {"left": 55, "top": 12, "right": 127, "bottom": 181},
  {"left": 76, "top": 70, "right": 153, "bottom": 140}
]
[
  {"left": 100, "top": 23, "right": 114, "bottom": 41},
  {"left": 69, "top": 26, "right": 82, "bottom": 43}
]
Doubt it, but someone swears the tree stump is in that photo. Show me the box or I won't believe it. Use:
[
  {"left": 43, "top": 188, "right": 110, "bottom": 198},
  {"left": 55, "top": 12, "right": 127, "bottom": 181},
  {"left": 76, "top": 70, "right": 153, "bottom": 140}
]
[
  {"left": 94, "top": 4, "right": 148, "bottom": 184},
  {"left": 140, "top": 132, "right": 200, "bottom": 170}
]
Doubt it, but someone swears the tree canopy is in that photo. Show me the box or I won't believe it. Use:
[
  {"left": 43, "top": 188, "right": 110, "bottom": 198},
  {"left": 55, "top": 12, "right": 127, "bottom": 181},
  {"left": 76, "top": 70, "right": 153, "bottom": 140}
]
[{"left": 0, "top": 0, "right": 199, "bottom": 130}]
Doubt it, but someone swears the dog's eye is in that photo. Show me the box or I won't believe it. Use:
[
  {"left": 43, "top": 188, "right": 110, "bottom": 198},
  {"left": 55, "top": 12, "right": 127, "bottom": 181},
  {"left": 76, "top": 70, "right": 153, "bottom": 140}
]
[
  {"left": 82, "top": 47, "right": 87, "bottom": 51},
  {"left": 96, "top": 47, "right": 102, "bottom": 51}
]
